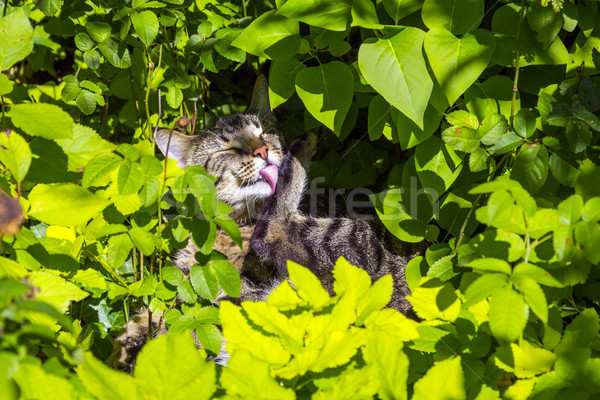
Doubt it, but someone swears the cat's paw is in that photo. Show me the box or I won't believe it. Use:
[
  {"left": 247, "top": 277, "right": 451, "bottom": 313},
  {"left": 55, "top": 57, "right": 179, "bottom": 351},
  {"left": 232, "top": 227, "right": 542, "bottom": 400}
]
[
  {"left": 107, "top": 311, "right": 166, "bottom": 373},
  {"left": 288, "top": 132, "right": 316, "bottom": 167}
]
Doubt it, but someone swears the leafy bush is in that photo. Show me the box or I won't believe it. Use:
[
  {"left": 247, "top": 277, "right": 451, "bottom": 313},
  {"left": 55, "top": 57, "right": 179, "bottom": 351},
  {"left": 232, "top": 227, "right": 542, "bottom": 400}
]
[{"left": 1, "top": 0, "right": 600, "bottom": 398}]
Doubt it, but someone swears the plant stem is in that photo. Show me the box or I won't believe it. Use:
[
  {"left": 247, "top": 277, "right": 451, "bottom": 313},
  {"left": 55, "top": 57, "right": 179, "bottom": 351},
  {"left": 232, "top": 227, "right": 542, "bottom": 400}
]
[
  {"left": 454, "top": 193, "right": 483, "bottom": 252},
  {"left": 85, "top": 249, "right": 129, "bottom": 287},
  {"left": 128, "top": 68, "right": 143, "bottom": 130},
  {"left": 510, "top": 0, "right": 527, "bottom": 127}
]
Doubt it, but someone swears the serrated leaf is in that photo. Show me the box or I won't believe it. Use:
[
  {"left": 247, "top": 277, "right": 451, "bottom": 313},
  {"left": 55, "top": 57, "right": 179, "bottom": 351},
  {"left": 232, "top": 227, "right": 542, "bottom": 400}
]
[
  {"left": 549, "top": 154, "right": 580, "bottom": 187},
  {"left": 0, "top": 9, "right": 34, "bottom": 71},
  {"left": 56, "top": 123, "right": 115, "bottom": 170},
  {"left": 83, "top": 153, "right": 122, "bottom": 187},
  {"left": 510, "top": 143, "right": 548, "bottom": 193},
  {"left": 117, "top": 159, "right": 145, "bottom": 195},
  {"left": 413, "top": 356, "right": 466, "bottom": 400},
  {"left": 489, "top": 286, "right": 528, "bottom": 343},
  {"left": 131, "top": 10, "right": 159, "bottom": 46},
  {"left": 166, "top": 85, "right": 183, "bottom": 109},
  {"left": 469, "top": 147, "right": 489, "bottom": 172},
  {"left": 492, "top": 131, "right": 522, "bottom": 154},
  {"left": 480, "top": 113, "right": 509, "bottom": 146},
  {"left": 464, "top": 273, "right": 508, "bottom": 308},
  {"left": 212, "top": 259, "right": 241, "bottom": 298},
  {"left": 86, "top": 21, "right": 111, "bottom": 43},
  {"left": 575, "top": 220, "right": 600, "bottom": 264},
  {"left": 76, "top": 89, "right": 97, "bottom": 115},
  {"left": 359, "top": 28, "right": 432, "bottom": 128},
  {"left": 128, "top": 227, "right": 155, "bottom": 256},
  {"left": 28, "top": 183, "right": 110, "bottom": 226},
  {"left": 0, "top": 130, "right": 31, "bottom": 182},
  {"left": 78, "top": 352, "right": 139, "bottom": 400},
  {"left": 511, "top": 274, "right": 548, "bottom": 323},
  {"left": 442, "top": 125, "right": 481, "bottom": 153},
  {"left": 408, "top": 279, "right": 461, "bottom": 322},
  {"left": 9, "top": 103, "right": 73, "bottom": 139},
  {"left": 514, "top": 108, "right": 537, "bottom": 138},
  {"left": 288, "top": 261, "right": 331, "bottom": 310},
  {"left": 98, "top": 38, "right": 132, "bottom": 68},
  {"left": 83, "top": 49, "right": 101, "bottom": 69},
  {"left": 134, "top": 334, "right": 216, "bottom": 400},
  {"left": 74, "top": 32, "right": 94, "bottom": 51},
  {"left": 190, "top": 264, "right": 219, "bottom": 300}
]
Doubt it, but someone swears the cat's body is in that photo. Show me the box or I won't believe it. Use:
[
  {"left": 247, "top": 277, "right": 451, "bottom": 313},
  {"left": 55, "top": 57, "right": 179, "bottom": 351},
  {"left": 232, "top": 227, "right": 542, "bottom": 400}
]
[{"left": 108, "top": 77, "right": 420, "bottom": 372}]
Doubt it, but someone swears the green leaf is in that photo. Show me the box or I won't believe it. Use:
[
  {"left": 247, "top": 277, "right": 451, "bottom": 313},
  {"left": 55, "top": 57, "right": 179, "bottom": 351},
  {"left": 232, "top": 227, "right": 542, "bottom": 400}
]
[
  {"left": 277, "top": 0, "right": 351, "bottom": 31},
  {"left": 268, "top": 59, "right": 306, "bottom": 109},
  {"left": 422, "top": 0, "right": 484, "bottom": 35},
  {"left": 212, "top": 259, "right": 241, "bottom": 298},
  {"left": 140, "top": 177, "right": 160, "bottom": 207},
  {"left": 214, "top": 215, "right": 241, "bottom": 248},
  {"left": 28, "top": 270, "right": 88, "bottom": 312},
  {"left": 558, "top": 194, "right": 583, "bottom": 227},
  {"left": 83, "top": 49, "right": 101, "bottom": 69},
  {"left": 190, "top": 264, "right": 219, "bottom": 301},
  {"left": 78, "top": 352, "right": 139, "bottom": 400},
  {"left": 166, "top": 85, "right": 183, "bottom": 109},
  {"left": 231, "top": 10, "right": 299, "bottom": 60},
  {"left": 351, "top": 0, "right": 383, "bottom": 29},
  {"left": 107, "top": 233, "right": 133, "bottom": 270},
  {"left": 131, "top": 10, "right": 159, "bottom": 46},
  {"left": 583, "top": 198, "right": 600, "bottom": 223},
  {"left": 0, "top": 9, "right": 33, "bottom": 71},
  {"left": 511, "top": 273, "right": 548, "bottom": 323},
  {"left": 492, "top": 131, "right": 522, "bottom": 154},
  {"left": 117, "top": 159, "right": 145, "bottom": 195},
  {"left": 74, "top": 32, "right": 94, "bottom": 51},
  {"left": 56, "top": 124, "right": 115, "bottom": 170},
  {"left": 464, "top": 273, "right": 508, "bottom": 308},
  {"left": 469, "top": 147, "right": 489, "bottom": 172},
  {"left": 128, "top": 227, "right": 155, "bottom": 256},
  {"left": 442, "top": 126, "right": 481, "bottom": 153},
  {"left": 28, "top": 183, "right": 110, "bottom": 226},
  {"left": 187, "top": 173, "right": 217, "bottom": 218},
  {"left": 413, "top": 357, "right": 466, "bottom": 400},
  {"left": 86, "top": 21, "right": 111, "bottom": 43},
  {"left": 0, "top": 256, "right": 27, "bottom": 278},
  {"left": 414, "top": 136, "right": 463, "bottom": 196},
  {"left": 513, "top": 263, "right": 563, "bottom": 288},
  {"left": 468, "top": 258, "right": 511, "bottom": 275},
  {"left": 288, "top": 261, "right": 331, "bottom": 310},
  {"left": 549, "top": 154, "right": 580, "bottom": 187},
  {"left": 424, "top": 28, "right": 495, "bottom": 105},
  {"left": 134, "top": 334, "right": 216, "bottom": 400},
  {"left": 575, "top": 221, "right": 600, "bottom": 264},
  {"left": 488, "top": 286, "right": 528, "bottom": 343},
  {"left": 358, "top": 28, "right": 432, "bottom": 128},
  {"left": 526, "top": 2, "right": 562, "bottom": 50},
  {"left": 514, "top": 108, "right": 537, "bottom": 138},
  {"left": 98, "top": 38, "right": 132, "bottom": 68},
  {"left": 295, "top": 61, "right": 353, "bottom": 136},
  {"left": 177, "top": 280, "right": 197, "bottom": 303},
  {"left": 510, "top": 143, "right": 548, "bottom": 193},
  {"left": 0, "top": 130, "right": 31, "bottom": 183},
  {"left": 496, "top": 341, "right": 557, "bottom": 378},
  {"left": 220, "top": 350, "right": 294, "bottom": 400},
  {"left": 9, "top": 103, "right": 73, "bottom": 139},
  {"left": 34, "top": 0, "right": 63, "bottom": 16},
  {"left": 445, "top": 110, "right": 479, "bottom": 129},
  {"left": 194, "top": 324, "right": 223, "bottom": 355},
  {"left": 367, "top": 95, "right": 393, "bottom": 141},
  {"left": 556, "top": 308, "right": 599, "bottom": 352},
  {"left": 83, "top": 153, "right": 122, "bottom": 187},
  {"left": 383, "top": 0, "right": 423, "bottom": 23},
  {"left": 408, "top": 279, "right": 461, "bottom": 322},
  {"left": 76, "top": 89, "right": 97, "bottom": 115},
  {"left": 0, "top": 74, "right": 13, "bottom": 95},
  {"left": 475, "top": 190, "right": 526, "bottom": 234},
  {"left": 363, "top": 329, "right": 409, "bottom": 400}
]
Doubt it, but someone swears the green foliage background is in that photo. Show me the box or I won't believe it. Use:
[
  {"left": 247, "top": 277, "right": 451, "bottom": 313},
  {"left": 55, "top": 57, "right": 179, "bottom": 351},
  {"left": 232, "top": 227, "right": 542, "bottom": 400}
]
[{"left": 1, "top": 0, "right": 600, "bottom": 398}]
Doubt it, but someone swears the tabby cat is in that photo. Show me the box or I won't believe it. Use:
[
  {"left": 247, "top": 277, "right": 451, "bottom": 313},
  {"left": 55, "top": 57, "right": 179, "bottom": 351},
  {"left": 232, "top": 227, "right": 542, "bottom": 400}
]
[{"left": 108, "top": 76, "right": 420, "bottom": 371}]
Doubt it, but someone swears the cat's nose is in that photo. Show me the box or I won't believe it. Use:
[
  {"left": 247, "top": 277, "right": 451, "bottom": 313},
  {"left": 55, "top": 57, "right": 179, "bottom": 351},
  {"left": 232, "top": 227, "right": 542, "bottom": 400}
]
[{"left": 253, "top": 145, "right": 268, "bottom": 159}]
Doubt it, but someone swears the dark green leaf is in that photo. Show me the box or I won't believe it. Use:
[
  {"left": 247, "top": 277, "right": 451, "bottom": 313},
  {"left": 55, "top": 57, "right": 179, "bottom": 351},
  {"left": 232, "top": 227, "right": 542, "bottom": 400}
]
[
  {"left": 510, "top": 143, "right": 548, "bottom": 193},
  {"left": 190, "top": 264, "right": 219, "bottom": 301}
]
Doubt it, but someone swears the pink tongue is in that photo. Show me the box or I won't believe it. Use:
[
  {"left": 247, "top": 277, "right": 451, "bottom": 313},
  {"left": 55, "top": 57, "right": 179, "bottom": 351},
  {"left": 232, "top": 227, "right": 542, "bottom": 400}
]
[{"left": 259, "top": 164, "right": 279, "bottom": 196}]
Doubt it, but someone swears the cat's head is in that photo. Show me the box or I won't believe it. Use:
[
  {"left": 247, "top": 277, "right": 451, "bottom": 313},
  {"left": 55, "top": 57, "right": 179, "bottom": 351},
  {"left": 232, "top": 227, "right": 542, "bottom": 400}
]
[{"left": 155, "top": 76, "right": 284, "bottom": 222}]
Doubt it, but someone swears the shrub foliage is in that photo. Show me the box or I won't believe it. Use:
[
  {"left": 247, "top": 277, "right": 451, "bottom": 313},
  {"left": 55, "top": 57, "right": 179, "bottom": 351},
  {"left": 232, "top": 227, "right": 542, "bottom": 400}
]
[{"left": 1, "top": 0, "right": 600, "bottom": 398}]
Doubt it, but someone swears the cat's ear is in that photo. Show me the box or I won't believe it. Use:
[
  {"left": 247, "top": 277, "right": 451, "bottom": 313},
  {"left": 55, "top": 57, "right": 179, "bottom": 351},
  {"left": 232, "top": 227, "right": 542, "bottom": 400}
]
[
  {"left": 154, "top": 129, "right": 194, "bottom": 168},
  {"left": 247, "top": 75, "right": 276, "bottom": 125}
]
